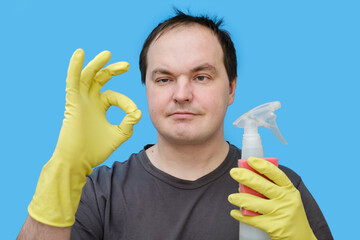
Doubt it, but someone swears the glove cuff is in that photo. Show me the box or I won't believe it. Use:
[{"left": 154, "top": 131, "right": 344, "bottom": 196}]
[{"left": 28, "top": 156, "right": 93, "bottom": 227}]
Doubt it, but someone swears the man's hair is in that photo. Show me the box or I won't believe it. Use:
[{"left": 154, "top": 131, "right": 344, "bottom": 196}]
[{"left": 139, "top": 9, "right": 237, "bottom": 84}]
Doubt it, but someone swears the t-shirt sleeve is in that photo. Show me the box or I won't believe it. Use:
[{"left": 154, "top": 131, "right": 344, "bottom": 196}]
[
  {"left": 70, "top": 174, "right": 104, "bottom": 240},
  {"left": 280, "top": 166, "right": 333, "bottom": 240},
  {"left": 297, "top": 178, "right": 333, "bottom": 240}
]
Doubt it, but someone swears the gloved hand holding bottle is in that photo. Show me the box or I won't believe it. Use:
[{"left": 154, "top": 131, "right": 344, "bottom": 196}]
[
  {"left": 28, "top": 49, "right": 142, "bottom": 227},
  {"left": 228, "top": 157, "right": 317, "bottom": 240}
]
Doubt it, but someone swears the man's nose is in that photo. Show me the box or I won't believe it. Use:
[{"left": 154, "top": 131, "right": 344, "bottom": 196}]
[{"left": 173, "top": 78, "right": 193, "bottom": 103}]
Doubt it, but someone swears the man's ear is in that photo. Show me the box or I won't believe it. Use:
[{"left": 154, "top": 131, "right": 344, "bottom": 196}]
[{"left": 228, "top": 77, "right": 237, "bottom": 106}]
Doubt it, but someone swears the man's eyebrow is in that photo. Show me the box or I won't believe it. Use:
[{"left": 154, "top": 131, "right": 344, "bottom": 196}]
[
  {"left": 151, "top": 68, "right": 173, "bottom": 80},
  {"left": 150, "top": 64, "right": 218, "bottom": 79},
  {"left": 191, "top": 63, "right": 218, "bottom": 75}
]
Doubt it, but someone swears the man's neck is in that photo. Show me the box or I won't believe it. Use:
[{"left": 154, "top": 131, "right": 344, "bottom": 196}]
[{"left": 146, "top": 137, "right": 230, "bottom": 181}]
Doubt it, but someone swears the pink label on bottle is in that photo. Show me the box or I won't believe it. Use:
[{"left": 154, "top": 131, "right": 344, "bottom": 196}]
[{"left": 238, "top": 158, "right": 278, "bottom": 216}]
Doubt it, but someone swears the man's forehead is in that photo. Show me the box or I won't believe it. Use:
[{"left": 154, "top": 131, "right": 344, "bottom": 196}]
[
  {"left": 147, "top": 24, "right": 223, "bottom": 61},
  {"left": 145, "top": 23, "right": 225, "bottom": 81},
  {"left": 151, "top": 23, "right": 218, "bottom": 47}
]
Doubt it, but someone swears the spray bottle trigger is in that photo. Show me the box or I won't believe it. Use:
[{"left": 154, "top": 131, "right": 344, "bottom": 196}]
[{"left": 269, "top": 118, "right": 288, "bottom": 145}]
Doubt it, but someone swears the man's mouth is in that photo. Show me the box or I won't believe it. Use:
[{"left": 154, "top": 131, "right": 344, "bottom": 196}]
[{"left": 169, "top": 111, "right": 198, "bottom": 119}]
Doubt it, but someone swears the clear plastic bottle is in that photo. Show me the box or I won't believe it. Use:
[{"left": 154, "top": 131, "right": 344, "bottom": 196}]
[{"left": 233, "top": 101, "right": 287, "bottom": 240}]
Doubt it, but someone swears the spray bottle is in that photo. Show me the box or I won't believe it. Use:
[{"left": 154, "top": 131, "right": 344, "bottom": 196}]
[{"left": 233, "top": 101, "right": 287, "bottom": 240}]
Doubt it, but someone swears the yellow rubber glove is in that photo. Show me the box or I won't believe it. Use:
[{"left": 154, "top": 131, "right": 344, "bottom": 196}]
[
  {"left": 228, "top": 157, "right": 317, "bottom": 240},
  {"left": 28, "top": 49, "right": 142, "bottom": 227}
]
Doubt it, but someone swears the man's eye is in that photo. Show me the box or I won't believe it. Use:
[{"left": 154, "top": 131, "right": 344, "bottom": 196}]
[
  {"left": 195, "top": 75, "right": 209, "bottom": 81},
  {"left": 156, "top": 78, "right": 170, "bottom": 84}
]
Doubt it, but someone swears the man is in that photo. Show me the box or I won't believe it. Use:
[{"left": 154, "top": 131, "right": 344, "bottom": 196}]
[{"left": 18, "top": 11, "right": 333, "bottom": 239}]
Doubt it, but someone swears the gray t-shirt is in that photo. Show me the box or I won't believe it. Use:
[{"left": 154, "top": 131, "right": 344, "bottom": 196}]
[{"left": 71, "top": 144, "right": 333, "bottom": 239}]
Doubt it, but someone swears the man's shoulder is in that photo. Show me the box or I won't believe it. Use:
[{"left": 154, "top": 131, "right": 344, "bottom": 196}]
[
  {"left": 279, "top": 165, "right": 302, "bottom": 187},
  {"left": 89, "top": 146, "right": 149, "bottom": 182}
]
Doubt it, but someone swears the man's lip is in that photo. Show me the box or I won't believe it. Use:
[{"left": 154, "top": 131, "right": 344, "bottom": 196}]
[
  {"left": 172, "top": 111, "right": 195, "bottom": 114},
  {"left": 169, "top": 111, "right": 198, "bottom": 118}
]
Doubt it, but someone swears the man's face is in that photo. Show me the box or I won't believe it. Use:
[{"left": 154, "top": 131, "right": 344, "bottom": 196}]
[{"left": 145, "top": 24, "right": 236, "bottom": 145}]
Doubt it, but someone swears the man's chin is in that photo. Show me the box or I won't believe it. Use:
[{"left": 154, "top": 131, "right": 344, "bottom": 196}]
[{"left": 160, "top": 132, "right": 210, "bottom": 146}]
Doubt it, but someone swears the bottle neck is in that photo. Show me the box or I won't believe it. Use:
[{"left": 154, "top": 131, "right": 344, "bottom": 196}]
[{"left": 242, "top": 128, "right": 264, "bottom": 159}]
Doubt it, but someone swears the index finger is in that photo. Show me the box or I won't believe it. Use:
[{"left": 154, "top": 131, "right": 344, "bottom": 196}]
[
  {"left": 230, "top": 168, "right": 281, "bottom": 199},
  {"left": 247, "top": 157, "right": 293, "bottom": 187},
  {"left": 101, "top": 90, "right": 142, "bottom": 137}
]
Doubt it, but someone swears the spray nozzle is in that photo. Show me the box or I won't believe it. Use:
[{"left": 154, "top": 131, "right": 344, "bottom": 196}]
[{"left": 233, "top": 101, "right": 287, "bottom": 145}]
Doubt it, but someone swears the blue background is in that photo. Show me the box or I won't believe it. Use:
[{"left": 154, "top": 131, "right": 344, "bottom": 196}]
[{"left": 1, "top": 0, "right": 359, "bottom": 238}]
